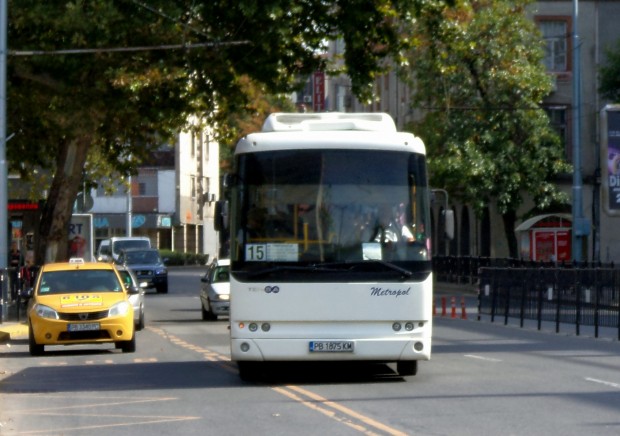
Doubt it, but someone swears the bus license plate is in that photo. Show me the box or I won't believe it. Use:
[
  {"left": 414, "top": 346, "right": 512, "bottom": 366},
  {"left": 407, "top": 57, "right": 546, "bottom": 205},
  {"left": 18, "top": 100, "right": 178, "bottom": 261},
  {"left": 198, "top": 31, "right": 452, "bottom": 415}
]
[
  {"left": 309, "top": 341, "right": 354, "bottom": 353},
  {"left": 68, "top": 323, "right": 100, "bottom": 332}
]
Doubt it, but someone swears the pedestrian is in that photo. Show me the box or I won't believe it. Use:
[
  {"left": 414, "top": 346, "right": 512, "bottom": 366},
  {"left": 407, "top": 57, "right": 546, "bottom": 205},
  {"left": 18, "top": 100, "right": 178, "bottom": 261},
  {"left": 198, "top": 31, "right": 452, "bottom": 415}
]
[{"left": 9, "top": 242, "right": 22, "bottom": 300}]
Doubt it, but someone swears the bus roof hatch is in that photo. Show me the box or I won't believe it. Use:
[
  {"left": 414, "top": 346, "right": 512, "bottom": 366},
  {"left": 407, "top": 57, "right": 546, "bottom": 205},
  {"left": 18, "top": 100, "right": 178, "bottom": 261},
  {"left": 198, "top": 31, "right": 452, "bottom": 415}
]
[{"left": 262, "top": 112, "right": 397, "bottom": 133}]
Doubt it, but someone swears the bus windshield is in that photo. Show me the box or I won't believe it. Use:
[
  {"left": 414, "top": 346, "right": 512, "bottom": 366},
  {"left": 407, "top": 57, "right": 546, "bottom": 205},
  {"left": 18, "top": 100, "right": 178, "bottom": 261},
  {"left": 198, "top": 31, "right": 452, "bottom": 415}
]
[{"left": 231, "top": 149, "right": 431, "bottom": 279}]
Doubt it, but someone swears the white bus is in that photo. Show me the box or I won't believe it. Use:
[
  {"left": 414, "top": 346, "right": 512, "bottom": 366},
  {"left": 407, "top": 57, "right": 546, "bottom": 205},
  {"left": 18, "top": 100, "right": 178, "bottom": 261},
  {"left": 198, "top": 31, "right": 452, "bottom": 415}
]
[{"left": 227, "top": 112, "right": 444, "bottom": 380}]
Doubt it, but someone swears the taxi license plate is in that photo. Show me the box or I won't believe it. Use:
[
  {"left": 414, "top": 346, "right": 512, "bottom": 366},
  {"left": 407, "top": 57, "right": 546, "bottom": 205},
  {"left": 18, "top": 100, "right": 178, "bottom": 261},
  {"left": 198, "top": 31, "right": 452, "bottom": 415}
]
[
  {"left": 68, "top": 323, "right": 100, "bottom": 332},
  {"left": 309, "top": 341, "right": 354, "bottom": 353}
]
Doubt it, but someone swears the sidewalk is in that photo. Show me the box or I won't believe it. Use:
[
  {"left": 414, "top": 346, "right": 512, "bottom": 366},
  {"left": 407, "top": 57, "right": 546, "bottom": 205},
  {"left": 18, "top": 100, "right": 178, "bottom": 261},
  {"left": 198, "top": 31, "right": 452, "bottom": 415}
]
[{"left": 0, "top": 321, "right": 28, "bottom": 344}]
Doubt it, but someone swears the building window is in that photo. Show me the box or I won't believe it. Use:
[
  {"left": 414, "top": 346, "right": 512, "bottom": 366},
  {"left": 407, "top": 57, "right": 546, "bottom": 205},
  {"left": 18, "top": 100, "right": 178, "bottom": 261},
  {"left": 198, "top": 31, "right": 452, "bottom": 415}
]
[
  {"left": 537, "top": 18, "right": 569, "bottom": 72},
  {"left": 136, "top": 173, "right": 157, "bottom": 196},
  {"left": 96, "top": 179, "right": 127, "bottom": 197},
  {"left": 336, "top": 85, "right": 347, "bottom": 112},
  {"left": 545, "top": 106, "right": 570, "bottom": 161},
  {"left": 204, "top": 132, "right": 210, "bottom": 162}
]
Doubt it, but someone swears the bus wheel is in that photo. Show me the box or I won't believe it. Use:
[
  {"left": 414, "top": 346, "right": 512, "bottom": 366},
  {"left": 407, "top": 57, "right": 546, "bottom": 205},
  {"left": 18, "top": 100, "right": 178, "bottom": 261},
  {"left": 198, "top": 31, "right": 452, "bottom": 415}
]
[
  {"left": 397, "top": 360, "right": 418, "bottom": 376},
  {"left": 238, "top": 361, "right": 261, "bottom": 382}
]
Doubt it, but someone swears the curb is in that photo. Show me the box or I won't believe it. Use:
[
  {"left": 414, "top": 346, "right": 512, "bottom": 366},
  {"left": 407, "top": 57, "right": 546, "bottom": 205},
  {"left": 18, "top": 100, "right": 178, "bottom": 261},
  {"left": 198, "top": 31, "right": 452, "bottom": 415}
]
[
  {"left": 434, "top": 282, "right": 478, "bottom": 295},
  {"left": 0, "top": 323, "right": 29, "bottom": 344}
]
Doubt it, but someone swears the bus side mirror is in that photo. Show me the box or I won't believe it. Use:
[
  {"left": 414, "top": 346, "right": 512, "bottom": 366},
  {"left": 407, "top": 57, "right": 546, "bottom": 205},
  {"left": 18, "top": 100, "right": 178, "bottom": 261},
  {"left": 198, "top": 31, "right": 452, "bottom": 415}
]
[
  {"left": 443, "top": 209, "right": 455, "bottom": 240},
  {"left": 222, "top": 173, "right": 234, "bottom": 189},
  {"left": 214, "top": 200, "right": 229, "bottom": 231}
]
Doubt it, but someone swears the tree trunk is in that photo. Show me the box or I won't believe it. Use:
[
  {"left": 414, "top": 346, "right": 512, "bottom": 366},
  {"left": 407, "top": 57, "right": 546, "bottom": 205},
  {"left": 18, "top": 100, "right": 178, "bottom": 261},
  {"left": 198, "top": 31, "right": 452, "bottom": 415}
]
[
  {"left": 36, "top": 138, "right": 91, "bottom": 264},
  {"left": 501, "top": 209, "right": 519, "bottom": 259}
]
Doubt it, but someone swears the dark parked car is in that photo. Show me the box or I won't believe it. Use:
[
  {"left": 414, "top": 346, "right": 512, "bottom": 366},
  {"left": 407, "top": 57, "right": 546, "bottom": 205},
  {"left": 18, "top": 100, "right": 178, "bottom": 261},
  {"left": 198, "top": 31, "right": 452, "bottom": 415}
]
[{"left": 116, "top": 248, "right": 168, "bottom": 294}]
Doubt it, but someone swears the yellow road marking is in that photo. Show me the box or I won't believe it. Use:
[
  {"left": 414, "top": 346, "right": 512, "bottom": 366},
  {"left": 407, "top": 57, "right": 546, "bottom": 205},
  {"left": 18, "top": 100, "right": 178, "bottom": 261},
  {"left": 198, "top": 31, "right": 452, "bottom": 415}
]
[
  {"left": 6, "top": 394, "right": 199, "bottom": 434},
  {"left": 152, "top": 326, "right": 410, "bottom": 435},
  {"left": 284, "top": 385, "right": 408, "bottom": 436},
  {"left": 272, "top": 386, "right": 379, "bottom": 435}
]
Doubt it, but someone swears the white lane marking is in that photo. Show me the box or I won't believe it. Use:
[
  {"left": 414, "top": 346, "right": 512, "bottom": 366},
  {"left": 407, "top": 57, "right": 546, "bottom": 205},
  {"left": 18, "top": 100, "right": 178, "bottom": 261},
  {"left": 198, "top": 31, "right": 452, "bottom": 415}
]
[
  {"left": 585, "top": 377, "right": 620, "bottom": 389},
  {"left": 464, "top": 354, "right": 502, "bottom": 362}
]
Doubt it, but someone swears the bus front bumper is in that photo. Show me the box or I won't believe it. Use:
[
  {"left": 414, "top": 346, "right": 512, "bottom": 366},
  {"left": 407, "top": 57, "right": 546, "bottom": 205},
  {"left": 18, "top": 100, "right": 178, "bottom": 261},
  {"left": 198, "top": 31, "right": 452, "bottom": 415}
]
[{"left": 231, "top": 337, "right": 431, "bottom": 362}]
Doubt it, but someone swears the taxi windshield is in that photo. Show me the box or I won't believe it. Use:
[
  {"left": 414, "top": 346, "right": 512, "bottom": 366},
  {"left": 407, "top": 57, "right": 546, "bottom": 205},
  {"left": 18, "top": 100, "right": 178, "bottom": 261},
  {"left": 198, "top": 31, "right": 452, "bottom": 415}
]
[{"left": 38, "top": 270, "right": 123, "bottom": 295}]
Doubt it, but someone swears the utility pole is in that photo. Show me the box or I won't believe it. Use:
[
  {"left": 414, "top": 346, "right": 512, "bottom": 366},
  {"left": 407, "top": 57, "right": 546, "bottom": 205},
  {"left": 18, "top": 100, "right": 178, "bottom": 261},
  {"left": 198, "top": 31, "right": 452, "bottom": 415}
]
[
  {"left": 571, "top": 0, "right": 588, "bottom": 262},
  {"left": 0, "top": 0, "right": 8, "bottom": 269},
  {"left": 126, "top": 175, "right": 132, "bottom": 237}
]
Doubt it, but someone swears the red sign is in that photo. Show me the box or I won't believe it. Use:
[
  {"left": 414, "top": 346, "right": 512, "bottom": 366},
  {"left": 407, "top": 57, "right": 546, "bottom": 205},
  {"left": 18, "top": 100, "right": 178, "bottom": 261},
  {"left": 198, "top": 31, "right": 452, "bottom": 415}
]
[
  {"left": 8, "top": 201, "right": 39, "bottom": 211},
  {"left": 532, "top": 229, "right": 571, "bottom": 261},
  {"left": 313, "top": 71, "right": 325, "bottom": 112}
]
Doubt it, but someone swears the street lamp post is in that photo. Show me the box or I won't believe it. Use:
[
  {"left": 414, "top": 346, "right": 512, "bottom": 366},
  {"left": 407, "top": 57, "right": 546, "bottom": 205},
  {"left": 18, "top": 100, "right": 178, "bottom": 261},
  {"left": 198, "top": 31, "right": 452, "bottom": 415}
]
[
  {"left": 0, "top": 0, "right": 8, "bottom": 270},
  {"left": 127, "top": 175, "right": 132, "bottom": 237},
  {"left": 571, "top": 0, "right": 587, "bottom": 262}
]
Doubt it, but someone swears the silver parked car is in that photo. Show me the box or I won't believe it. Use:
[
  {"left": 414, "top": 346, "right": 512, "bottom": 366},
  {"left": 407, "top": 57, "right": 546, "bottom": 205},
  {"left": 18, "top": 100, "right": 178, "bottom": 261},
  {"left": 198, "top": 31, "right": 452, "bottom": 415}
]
[
  {"left": 200, "top": 258, "right": 230, "bottom": 321},
  {"left": 116, "top": 265, "right": 146, "bottom": 331}
]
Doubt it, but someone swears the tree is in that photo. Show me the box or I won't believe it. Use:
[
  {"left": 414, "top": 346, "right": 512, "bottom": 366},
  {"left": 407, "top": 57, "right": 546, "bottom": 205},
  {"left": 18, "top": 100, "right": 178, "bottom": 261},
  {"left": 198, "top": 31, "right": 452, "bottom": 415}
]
[
  {"left": 7, "top": 0, "right": 440, "bottom": 264},
  {"left": 402, "top": 0, "right": 570, "bottom": 257},
  {"left": 214, "top": 76, "right": 296, "bottom": 173},
  {"left": 600, "top": 38, "right": 620, "bottom": 102}
]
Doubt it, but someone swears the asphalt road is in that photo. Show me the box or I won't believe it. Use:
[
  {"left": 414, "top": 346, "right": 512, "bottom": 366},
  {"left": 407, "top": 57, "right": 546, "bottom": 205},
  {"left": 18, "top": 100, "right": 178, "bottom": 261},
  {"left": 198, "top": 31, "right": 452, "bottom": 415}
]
[{"left": 1, "top": 268, "right": 619, "bottom": 435}]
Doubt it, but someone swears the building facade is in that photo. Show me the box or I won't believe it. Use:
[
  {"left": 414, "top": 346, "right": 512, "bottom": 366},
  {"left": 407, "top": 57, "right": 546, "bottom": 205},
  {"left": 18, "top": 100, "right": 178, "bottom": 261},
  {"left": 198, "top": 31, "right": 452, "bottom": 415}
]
[
  {"left": 320, "top": 0, "right": 620, "bottom": 263},
  {"left": 90, "top": 118, "right": 221, "bottom": 261}
]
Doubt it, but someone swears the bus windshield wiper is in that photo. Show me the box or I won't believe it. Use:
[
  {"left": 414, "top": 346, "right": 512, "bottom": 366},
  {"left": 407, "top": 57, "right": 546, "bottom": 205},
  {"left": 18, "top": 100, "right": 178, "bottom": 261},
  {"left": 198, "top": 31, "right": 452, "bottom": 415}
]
[
  {"left": 365, "top": 259, "right": 413, "bottom": 279},
  {"left": 314, "top": 260, "right": 413, "bottom": 278},
  {"left": 246, "top": 264, "right": 348, "bottom": 279},
  {"left": 245, "top": 260, "right": 413, "bottom": 280}
]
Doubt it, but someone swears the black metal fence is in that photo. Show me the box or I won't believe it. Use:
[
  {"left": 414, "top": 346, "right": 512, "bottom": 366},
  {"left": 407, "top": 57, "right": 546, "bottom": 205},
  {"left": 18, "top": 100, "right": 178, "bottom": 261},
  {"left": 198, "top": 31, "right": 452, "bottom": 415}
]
[
  {"left": 1, "top": 266, "right": 37, "bottom": 324},
  {"left": 433, "top": 255, "right": 616, "bottom": 285},
  {"left": 477, "top": 267, "right": 620, "bottom": 340}
]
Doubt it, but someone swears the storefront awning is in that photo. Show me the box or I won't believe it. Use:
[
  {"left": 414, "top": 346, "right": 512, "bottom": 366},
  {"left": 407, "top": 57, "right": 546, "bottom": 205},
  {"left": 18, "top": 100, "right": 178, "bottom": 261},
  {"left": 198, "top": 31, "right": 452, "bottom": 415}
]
[{"left": 515, "top": 213, "right": 572, "bottom": 232}]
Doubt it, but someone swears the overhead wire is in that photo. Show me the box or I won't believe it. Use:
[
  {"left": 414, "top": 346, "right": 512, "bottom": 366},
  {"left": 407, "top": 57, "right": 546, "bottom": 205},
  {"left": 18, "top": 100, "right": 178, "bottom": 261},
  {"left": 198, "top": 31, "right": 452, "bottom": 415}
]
[{"left": 9, "top": 0, "right": 250, "bottom": 56}]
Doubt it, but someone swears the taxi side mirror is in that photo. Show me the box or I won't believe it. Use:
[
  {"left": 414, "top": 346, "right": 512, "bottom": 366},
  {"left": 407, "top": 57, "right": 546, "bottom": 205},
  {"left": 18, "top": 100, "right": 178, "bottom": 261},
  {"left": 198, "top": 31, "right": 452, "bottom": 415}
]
[{"left": 126, "top": 286, "right": 141, "bottom": 296}]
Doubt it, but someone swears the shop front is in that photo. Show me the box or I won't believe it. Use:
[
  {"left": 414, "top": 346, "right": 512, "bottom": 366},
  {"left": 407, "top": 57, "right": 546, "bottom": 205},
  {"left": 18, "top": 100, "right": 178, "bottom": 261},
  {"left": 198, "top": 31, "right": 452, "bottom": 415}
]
[{"left": 516, "top": 214, "right": 572, "bottom": 262}]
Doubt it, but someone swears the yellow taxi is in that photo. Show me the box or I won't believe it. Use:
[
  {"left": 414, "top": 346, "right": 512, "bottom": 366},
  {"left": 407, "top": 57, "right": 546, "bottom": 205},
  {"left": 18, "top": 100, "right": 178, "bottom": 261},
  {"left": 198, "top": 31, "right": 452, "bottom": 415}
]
[{"left": 27, "top": 258, "right": 137, "bottom": 355}]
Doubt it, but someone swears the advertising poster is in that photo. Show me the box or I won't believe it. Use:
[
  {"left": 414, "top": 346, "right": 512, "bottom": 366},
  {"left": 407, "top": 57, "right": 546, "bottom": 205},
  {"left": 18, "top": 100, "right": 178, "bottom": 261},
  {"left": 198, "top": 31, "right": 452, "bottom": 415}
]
[
  {"left": 69, "top": 214, "right": 94, "bottom": 261},
  {"left": 313, "top": 71, "right": 325, "bottom": 112},
  {"left": 605, "top": 108, "right": 620, "bottom": 210}
]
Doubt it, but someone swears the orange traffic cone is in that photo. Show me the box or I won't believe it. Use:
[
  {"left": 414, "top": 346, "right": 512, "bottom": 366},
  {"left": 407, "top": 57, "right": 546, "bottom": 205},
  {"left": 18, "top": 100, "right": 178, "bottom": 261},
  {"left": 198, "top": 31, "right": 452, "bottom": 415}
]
[
  {"left": 451, "top": 296, "right": 457, "bottom": 318},
  {"left": 461, "top": 296, "right": 467, "bottom": 320}
]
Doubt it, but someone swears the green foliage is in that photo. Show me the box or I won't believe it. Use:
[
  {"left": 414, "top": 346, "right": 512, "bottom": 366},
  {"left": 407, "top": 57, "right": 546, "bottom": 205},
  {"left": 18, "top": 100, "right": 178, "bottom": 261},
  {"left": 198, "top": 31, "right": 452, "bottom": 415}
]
[
  {"left": 600, "top": 38, "right": 620, "bottom": 102},
  {"left": 403, "top": 0, "right": 571, "bottom": 218},
  {"left": 160, "top": 250, "right": 209, "bottom": 266},
  {"left": 7, "top": 0, "right": 441, "bottom": 262},
  {"left": 209, "top": 75, "right": 296, "bottom": 172}
]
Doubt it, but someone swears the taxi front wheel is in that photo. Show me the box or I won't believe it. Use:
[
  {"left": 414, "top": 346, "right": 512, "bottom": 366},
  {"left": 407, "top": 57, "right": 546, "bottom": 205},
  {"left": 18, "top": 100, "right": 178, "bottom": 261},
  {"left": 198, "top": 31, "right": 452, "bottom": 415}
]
[
  {"left": 116, "top": 335, "right": 136, "bottom": 353},
  {"left": 28, "top": 324, "right": 44, "bottom": 356}
]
